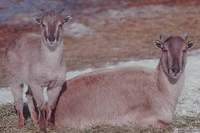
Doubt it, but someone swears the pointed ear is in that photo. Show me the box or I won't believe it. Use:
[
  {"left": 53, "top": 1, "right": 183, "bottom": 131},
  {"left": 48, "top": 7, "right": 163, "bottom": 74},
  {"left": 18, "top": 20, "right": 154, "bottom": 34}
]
[
  {"left": 159, "top": 33, "right": 170, "bottom": 42},
  {"left": 154, "top": 40, "right": 163, "bottom": 49},
  {"left": 180, "top": 33, "right": 188, "bottom": 41},
  {"left": 181, "top": 33, "right": 193, "bottom": 49},
  {"left": 34, "top": 17, "right": 41, "bottom": 24},
  {"left": 64, "top": 16, "right": 72, "bottom": 23},
  {"left": 187, "top": 41, "right": 193, "bottom": 49}
]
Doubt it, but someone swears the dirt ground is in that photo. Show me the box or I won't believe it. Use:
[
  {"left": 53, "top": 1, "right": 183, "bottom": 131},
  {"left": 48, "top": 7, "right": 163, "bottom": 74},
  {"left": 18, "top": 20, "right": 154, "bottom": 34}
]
[{"left": 0, "top": 104, "right": 200, "bottom": 133}]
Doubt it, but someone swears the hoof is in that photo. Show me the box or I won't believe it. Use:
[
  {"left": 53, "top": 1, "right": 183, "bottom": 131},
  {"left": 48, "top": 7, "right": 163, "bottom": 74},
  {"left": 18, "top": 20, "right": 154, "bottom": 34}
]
[
  {"left": 38, "top": 109, "right": 47, "bottom": 132},
  {"left": 39, "top": 119, "right": 47, "bottom": 132},
  {"left": 18, "top": 120, "right": 24, "bottom": 128},
  {"left": 155, "top": 120, "right": 170, "bottom": 128},
  {"left": 17, "top": 113, "right": 25, "bottom": 128},
  {"left": 48, "top": 121, "right": 55, "bottom": 129},
  {"left": 31, "top": 111, "right": 38, "bottom": 126},
  {"left": 40, "top": 127, "right": 47, "bottom": 133}
]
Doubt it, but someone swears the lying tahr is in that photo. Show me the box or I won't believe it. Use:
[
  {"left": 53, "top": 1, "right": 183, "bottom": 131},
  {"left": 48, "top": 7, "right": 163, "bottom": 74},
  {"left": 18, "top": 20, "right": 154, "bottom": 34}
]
[{"left": 55, "top": 35, "right": 193, "bottom": 128}]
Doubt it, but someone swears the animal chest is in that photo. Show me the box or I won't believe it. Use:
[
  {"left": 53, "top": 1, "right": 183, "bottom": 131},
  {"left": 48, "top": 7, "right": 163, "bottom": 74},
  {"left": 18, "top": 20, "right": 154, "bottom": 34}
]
[{"left": 32, "top": 63, "right": 65, "bottom": 87}]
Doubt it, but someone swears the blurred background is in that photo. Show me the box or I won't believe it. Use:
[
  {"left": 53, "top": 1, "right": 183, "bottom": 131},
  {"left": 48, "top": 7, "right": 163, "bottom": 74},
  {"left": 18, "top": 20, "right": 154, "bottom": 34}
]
[
  {"left": 1, "top": 1, "right": 200, "bottom": 132},
  {"left": 0, "top": 0, "right": 200, "bottom": 86}
]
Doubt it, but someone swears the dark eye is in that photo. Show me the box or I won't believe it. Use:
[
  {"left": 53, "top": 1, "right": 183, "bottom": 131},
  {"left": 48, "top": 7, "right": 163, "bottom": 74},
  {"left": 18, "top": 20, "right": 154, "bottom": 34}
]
[
  {"left": 162, "top": 49, "right": 168, "bottom": 52},
  {"left": 41, "top": 23, "right": 45, "bottom": 27},
  {"left": 58, "top": 24, "right": 63, "bottom": 28},
  {"left": 183, "top": 49, "right": 187, "bottom": 53}
]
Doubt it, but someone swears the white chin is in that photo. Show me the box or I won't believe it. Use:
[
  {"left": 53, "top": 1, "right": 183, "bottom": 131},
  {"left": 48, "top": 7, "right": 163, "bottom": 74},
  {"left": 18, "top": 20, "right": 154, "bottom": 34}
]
[
  {"left": 48, "top": 41, "right": 57, "bottom": 46},
  {"left": 47, "top": 45, "right": 57, "bottom": 51},
  {"left": 169, "top": 73, "right": 180, "bottom": 79}
]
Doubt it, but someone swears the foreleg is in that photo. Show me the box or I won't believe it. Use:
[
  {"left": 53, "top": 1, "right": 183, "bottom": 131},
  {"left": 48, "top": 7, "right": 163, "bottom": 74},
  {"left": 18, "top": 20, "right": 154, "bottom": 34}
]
[{"left": 10, "top": 83, "right": 24, "bottom": 128}]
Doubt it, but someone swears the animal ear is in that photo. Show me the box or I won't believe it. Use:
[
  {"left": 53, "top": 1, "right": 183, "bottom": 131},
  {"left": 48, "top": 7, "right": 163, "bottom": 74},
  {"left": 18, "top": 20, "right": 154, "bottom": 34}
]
[
  {"left": 159, "top": 34, "right": 170, "bottom": 42},
  {"left": 180, "top": 33, "right": 188, "bottom": 41},
  {"left": 187, "top": 41, "right": 193, "bottom": 49},
  {"left": 154, "top": 40, "right": 163, "bottom": 49},
  {"left": 181, "top": 33, "right": 193, "bottom": 49},
  {"left": 64, "top": 16, "right": 72, "bottom": 23}
]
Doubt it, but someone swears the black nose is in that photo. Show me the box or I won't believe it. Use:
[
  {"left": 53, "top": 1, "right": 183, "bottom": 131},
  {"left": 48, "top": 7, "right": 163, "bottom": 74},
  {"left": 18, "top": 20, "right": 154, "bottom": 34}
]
[
  {"left": 171, "top": 67, "right": 180, "bottom": 74},
  {"left": 48, "top": 34, "right": 55, "bottom": 42}
]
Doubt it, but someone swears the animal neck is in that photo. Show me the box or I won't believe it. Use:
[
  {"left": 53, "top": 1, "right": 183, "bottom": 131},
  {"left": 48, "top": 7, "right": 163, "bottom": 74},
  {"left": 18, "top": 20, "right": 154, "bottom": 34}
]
[
  {"left": 40, "top": 41, "right": 64, "bottom": 67},
  {"left": 156, "top": 61, "right": 185, "bottom": 111}
]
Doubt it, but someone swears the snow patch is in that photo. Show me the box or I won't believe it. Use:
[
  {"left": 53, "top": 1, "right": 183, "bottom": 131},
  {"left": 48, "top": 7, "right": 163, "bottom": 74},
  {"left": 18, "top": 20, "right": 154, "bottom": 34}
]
[
  {"left": 104, "top": 5, "right": 179, "bottom": 20},
  {"left": 0, "top": 52, "right": 200, "bottom": 116},
  {"left": 0, "top": 88, "right": 13, "bottom": 104},
  {"left": 66, "top": 68, "right": 94, "bottom": 80},
  {"left": 64, "top": 23, "right": 94, "bottom": 38},
  {"left": 5, "top": 13, "right": 35, "bottom": 25}
]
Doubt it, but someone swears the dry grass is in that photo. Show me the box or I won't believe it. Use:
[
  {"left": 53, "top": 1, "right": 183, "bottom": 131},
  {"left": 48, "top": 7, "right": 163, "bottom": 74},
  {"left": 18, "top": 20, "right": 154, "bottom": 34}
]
[
  {"left": 0, "top": 104, "right": 200, "bottom": 133},
  {"left": 63, "top": 5, "right": 200, "bottom": 71},
  {"left": 1, "top": 1, "right": 200, "bottom": 132},
  {"left": 1, "top": 4, "right": 200, "bottom": 86},
  {"left": 54, "top": 4, "right": 200, "bottom": 73}
]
